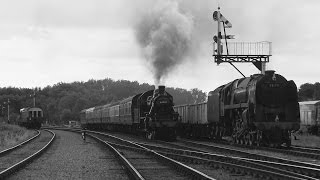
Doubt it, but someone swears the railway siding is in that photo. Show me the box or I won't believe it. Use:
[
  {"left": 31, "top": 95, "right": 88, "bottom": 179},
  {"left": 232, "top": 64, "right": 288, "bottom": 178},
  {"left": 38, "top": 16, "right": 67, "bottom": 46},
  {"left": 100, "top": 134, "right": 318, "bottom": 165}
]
[
  {"left": 0, "top": 130, "right": 54, "bottom": 179},
  {"left": 87, "top": 131, "right": 215, "bottom": 180}
]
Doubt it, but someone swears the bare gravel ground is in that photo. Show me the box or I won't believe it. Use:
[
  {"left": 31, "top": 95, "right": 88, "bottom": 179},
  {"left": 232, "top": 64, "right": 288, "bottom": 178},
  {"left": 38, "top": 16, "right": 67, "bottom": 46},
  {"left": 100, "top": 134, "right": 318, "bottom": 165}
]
[
  {"left": 8, "top": 130, "right": 130, "bottom": 180},
  {"left": 292, "top": 134, "right": 320, "bottom": 148}
]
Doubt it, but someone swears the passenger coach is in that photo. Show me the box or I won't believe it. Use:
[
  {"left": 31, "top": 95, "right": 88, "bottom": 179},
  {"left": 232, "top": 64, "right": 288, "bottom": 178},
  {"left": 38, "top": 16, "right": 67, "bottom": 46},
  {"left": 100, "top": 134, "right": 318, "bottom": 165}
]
[{"left": 17, "top": 107, "right": 43, "bottom": 129}]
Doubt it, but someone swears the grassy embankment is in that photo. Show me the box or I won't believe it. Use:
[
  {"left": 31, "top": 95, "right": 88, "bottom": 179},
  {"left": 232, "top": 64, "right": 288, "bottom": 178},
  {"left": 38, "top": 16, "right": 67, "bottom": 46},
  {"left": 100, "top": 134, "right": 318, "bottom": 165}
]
[
  {"left": 0, "top": 124, "right": 35, "bottom": 151},
  {"left": 292, "top": 134, "right": 320, "bottom": 148}
]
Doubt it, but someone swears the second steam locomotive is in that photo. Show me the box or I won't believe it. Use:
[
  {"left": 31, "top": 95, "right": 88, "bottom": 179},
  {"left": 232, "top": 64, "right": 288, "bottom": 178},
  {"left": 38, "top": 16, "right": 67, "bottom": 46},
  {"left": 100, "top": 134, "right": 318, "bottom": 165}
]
[
  {"left": 175, "top": 70, "right": 300, "bottom": 147},
  {"left": 80, "top": 86, "right": 179, "bottom": 140}
]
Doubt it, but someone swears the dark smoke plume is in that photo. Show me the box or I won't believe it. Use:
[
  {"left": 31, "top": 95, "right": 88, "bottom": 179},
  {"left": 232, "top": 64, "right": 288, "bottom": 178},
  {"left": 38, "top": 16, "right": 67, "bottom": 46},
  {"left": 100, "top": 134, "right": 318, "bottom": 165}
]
[{"left": 135, "top": 0, "right": 194, "bottom": 86}]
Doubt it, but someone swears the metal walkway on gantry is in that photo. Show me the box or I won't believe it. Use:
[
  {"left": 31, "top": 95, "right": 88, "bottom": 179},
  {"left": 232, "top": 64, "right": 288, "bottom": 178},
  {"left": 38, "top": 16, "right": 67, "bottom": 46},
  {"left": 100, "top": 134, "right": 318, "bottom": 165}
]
[{"left": 212, "top": 7, "right": 272, "bottom": 76}]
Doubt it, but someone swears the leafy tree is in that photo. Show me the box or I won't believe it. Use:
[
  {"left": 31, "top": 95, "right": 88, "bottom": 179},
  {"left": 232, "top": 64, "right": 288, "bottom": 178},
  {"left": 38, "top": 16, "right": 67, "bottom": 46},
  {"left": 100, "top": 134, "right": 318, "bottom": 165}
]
[
  {"left": 60, "top": 109, "right": 73, "bottom": 124},
  {"left": 0, "top": 78, "right": 208, "bottom": 125},
  {"left": 298, "top": 82, "right": 320, "bottom": 101}
]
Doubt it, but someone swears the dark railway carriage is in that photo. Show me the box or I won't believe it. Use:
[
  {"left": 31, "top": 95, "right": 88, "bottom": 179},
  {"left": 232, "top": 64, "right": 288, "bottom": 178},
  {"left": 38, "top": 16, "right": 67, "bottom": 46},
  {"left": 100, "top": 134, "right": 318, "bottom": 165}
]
[
  {"left": 175, "top": 71, "right": 300, "bottom": 147},
  {"left": 80, "top": 86, "right": 179, "bottom": 140},
  {"left": 17, "top": 107, "right": 43, "bottom": 129}
]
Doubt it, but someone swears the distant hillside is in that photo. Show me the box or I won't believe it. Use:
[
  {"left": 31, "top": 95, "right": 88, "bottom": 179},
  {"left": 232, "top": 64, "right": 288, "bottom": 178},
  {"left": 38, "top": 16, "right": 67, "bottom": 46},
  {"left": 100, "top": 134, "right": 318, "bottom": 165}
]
[{"left": 0, "top": 78, "right": 206, "bottom": 125}]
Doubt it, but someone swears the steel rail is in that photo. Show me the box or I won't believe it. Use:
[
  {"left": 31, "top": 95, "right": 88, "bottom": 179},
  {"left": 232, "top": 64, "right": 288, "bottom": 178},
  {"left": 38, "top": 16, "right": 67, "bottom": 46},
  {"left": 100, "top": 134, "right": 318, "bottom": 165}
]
[
  {"left": 86, "top": 133, "right": 145, "bottom": 180},
  {"left": 136, "top": 142, "right": 316, "bottom": 180},
  {"left": 236, "top": 144, "right": 320, "bottom": 160},
  {"left": 0, "top": 130, "right": 55, "bottom": 179},
  {"left": 290, "top": 146, "right": 320, "bottom": 155},
  {"left": 221, "top": 139, "right": 320, "bottom": 160},
  {"left": 86, "top": 130, "right": 216, "bottom": 180},
  {"left": 179, "top": 139, "right": 320, "bottom": 170},
  {"left": 105, "top": 141, "right": 308, "bottom": 180}
]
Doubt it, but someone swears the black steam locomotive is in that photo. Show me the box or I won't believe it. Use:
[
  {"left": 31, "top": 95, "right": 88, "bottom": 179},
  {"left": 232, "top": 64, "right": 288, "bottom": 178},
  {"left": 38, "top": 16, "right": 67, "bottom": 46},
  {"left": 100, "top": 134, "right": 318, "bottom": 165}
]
[
  {"left": 175, "top": 71, "right": 300, "bottom": 147},
  {"left": 80, "top": 86, "right": 179, "bottom": 140}
]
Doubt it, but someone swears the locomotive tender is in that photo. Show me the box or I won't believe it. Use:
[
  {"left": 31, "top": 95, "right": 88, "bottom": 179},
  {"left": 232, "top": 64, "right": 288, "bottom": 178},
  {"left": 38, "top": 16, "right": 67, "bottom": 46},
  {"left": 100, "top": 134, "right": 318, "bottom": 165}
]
[
  {"left": 175, "top": 70, "right": 300, "bottom": 146},
  {"left": 17, "top": 107, "right": 43, "bottom": 129},
  {"left": 80, "top": 86, "right": 179, "bottom": 140}
]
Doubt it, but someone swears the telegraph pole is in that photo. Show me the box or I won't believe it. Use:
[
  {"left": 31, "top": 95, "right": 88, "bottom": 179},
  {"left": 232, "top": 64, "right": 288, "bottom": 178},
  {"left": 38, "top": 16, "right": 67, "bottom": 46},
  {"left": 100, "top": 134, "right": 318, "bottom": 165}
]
[
  {"left": 6, "top": 99, "right": 10, "bottom": 124},
  {"left": 33, "top": 89, "right": 36, "bottom": 107}
]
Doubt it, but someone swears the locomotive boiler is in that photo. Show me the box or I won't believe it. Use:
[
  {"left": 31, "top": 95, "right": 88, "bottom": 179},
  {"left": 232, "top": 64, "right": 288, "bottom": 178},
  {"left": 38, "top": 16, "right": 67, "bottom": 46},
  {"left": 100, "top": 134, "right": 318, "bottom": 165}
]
[
  {"left": 175, "top": 70, "right": 300, "bottom": 147},
  {"left": 80, "top": 86, "right": 179, "bottom": 140}
]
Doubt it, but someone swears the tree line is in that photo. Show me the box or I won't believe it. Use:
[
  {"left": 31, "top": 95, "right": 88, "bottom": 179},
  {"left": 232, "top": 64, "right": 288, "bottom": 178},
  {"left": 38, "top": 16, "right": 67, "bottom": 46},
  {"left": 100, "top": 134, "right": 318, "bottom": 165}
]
[
  {"left": 298, "top": 82, "right": 320, "bottom": 101},
  {"left": 0, "top": 78, "right": 206, "bottom": 125}
]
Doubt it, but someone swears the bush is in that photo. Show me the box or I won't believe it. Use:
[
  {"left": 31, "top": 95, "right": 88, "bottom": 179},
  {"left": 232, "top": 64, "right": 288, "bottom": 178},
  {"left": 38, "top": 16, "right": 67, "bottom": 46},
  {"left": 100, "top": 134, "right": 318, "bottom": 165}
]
[
  {"left": 0, "top": 124, "right": 30, "bottom": 149},
  {"left": 307, "top": 125, "right": 319, "bottom": 135}
]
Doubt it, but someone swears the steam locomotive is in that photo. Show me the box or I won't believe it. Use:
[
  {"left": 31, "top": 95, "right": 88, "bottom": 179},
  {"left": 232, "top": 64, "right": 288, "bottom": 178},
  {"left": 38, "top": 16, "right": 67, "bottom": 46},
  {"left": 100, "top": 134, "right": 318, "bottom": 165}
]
[
  {"left": 17, "top": 107, "right": 43, "bottom": 129},
  {"left": 175, "top": 71, "right": 300, "bottom": 147},
  {"left": 80, "top": 86, "right": 179, "bottom": 140}
]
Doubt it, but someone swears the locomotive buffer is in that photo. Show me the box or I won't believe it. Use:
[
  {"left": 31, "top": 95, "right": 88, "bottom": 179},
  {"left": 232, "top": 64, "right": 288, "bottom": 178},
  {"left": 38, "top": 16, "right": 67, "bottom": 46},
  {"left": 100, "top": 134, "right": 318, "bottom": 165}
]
[{"left": 212, "top": 7, "right": 272, "bottom": 75}]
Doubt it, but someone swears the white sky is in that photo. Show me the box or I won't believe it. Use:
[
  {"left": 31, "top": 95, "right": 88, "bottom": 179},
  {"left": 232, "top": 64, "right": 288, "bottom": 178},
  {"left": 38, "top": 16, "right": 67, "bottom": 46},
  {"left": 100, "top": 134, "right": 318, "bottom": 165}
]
[{"left": 0, "top": 0, "right": 319, "bottom": 92}]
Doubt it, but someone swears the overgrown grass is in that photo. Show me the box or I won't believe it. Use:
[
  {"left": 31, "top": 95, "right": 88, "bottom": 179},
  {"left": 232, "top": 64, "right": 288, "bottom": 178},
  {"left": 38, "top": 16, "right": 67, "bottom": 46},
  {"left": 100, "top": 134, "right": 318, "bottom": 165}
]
[
  {"left": 292, "top": 134, "right": 320, "bottom": 148},
  {"left": 0, "top": 124, "right": 35, "bottom": 151}
]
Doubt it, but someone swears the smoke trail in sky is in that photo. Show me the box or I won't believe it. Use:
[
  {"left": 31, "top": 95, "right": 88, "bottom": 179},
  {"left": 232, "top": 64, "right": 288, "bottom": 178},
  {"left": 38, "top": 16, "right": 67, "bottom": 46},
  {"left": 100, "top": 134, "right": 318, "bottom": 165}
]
[{"left": 135, "top": 0, "right": 194, "bottom": 86}]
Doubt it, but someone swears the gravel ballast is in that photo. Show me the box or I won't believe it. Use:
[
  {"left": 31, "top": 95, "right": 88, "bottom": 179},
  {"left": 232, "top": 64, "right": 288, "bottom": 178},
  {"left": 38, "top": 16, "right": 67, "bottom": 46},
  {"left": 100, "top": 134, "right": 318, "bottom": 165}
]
[{"left": 8, "top": 130, "right": 130, "bottom": 180}]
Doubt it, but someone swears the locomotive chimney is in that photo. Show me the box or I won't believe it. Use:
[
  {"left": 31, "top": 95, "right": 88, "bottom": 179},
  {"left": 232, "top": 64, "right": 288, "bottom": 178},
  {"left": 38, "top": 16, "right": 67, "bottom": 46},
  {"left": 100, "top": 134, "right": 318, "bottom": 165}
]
[
  {"left": 265, "top": 70, "right": 275, "bottom": 76},
  {"left": 158, "top": 85, "right": 165, "bottom": 95}
]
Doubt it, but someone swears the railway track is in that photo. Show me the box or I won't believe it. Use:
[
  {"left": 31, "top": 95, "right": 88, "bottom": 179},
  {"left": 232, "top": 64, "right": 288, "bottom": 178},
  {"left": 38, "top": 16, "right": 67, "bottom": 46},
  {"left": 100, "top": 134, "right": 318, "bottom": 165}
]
[
  {"left": 230, "top": 142, "right": 320, "bottom": 160},
  {"left": 290, "top": 145, "right": 320, "bottom": 156},
  {"left": 45, "top": 127, "right": 320, "bottom": 179},
  {"left": 172, "top": 139, "right": 320, "bottom": 179},
  {"left": 85, "top": 130, "right": 215, "bottom": 180},
  {"left": 45, "top": 127, "right": 216, "bottom": 180},
  {"left": 60, "top": 128, "right": 314, "bottom": 180},
  {"left": 192, "top": 137, "right": 320, "bottom": 160},
  {"left": 0, "top": 130, "right": 55, "bottom": 179}
]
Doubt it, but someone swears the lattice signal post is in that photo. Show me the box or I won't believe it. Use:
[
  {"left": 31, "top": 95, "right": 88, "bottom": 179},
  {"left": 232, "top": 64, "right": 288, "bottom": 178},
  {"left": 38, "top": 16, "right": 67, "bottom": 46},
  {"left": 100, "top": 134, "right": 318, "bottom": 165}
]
[{"left": 212, "top": 7, "right": 272, "bottom": 75}]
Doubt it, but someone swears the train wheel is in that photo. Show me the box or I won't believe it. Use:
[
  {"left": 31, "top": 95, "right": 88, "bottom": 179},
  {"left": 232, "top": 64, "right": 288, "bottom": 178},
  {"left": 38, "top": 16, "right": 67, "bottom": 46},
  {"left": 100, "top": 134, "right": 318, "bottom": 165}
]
[
  {"left": 215, "top": 128, "right": 219, "bottom": 139},
  {"left": 240, "top": 138, "right": 244, "bottom": 145},
  {"left": 244, "top": 135, "right": 249, "bottom": 145},
  {"left": 219, "top": 127, "right": 224, "bottom": 139},
  {"left": 236, "top": 137, "right": 240, "bottom": 144},
  {"left": 248, "top": 135, "right": 253, "bottom": 146},
  {"left": 285, "top": 140, "right": 291, "bottom": 147},
  {"left": 232, "top": 137, "right": 236, "bottom": 144}
]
